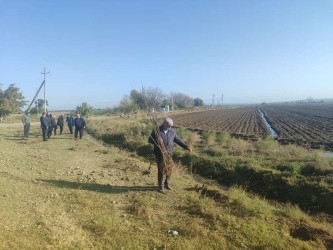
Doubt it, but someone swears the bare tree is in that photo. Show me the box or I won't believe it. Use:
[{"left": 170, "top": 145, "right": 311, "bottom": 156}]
[
  {"left": 140, "top": 86, "right": 164, "bottom": 112},
  {"left": 118, "top": 95, "right": 138, "bottom": 113},
  {"left": 173, "top": 92, "right": 194, "bottom": 109}
]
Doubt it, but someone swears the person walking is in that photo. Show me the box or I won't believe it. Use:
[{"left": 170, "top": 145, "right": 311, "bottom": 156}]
[
  {"left": 40, "top": 112, "right": 49, "bottom": 141},
  {"left": 51, "top": 114, "right": 58, "bottom": 135},
  {"left": 74, "top": 114, "right": 86, "bottom": 139},
  {"left": 148, "top": 117, "right": 192, "bottom": 194},
  {"left": 57, "top": 114, "right": 64, "bottom": 135},
  {"left": 66, "top": 114, "right": 74, "bottom": 134},
  {"left": 22, "top": 112, "right": 31, "bottom": 137},
  {"left": 46, "top": 112, "right": 52, "bottom": 138},
  {"left": 47, "top": 113, "right": 55, "bottom": 138}
]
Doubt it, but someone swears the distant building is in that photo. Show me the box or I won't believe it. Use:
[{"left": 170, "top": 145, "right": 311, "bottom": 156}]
[{"left": 164, "top": 105, "right": 169, "bottom": 112}]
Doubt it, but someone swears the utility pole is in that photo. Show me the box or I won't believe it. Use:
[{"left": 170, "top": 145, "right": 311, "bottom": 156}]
[
  {"left": 222, "top": 94, "right": 224, "bottom": 106},
  {"left": 41, "top": 67, "right": 50, "bottom": 113},
  {"left": 36, "top": 88, "right": 38, "bottom": 115},
  {"left": 212, "top": 94, "right": 215, "bottom": 107}
]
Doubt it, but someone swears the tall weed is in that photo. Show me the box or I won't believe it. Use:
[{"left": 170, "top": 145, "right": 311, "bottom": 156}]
[
  {"left": 216, "top": 132, "right": 230, "bottom": 146},
  {"left": 202, "top": 131, "right": 216, "bottom": 146},
  {"left": 176, "top": 127, "right": 191, "bottom": 141},
  {"left": 254, "top": 137, "right": 277, "bottom": 154}
]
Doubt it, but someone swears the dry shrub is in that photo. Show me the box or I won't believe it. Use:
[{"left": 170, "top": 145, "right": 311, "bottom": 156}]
[
  {"left": 144, "top": 90, "right": 176, "bottom": 175},
  {"left": 153, "top": 126, "right": 175, "bottom": 175},
  {"left": 229, "top": 139, "right": 252, "bottom": 156},
  {"left": 195, "top": 184, "right": 228, "bottom": 203},
  {"left": 147, "top": 120, "right": 175, "bottom": 175},
  {"left": 94, "top": 149, "right": 108, "bottom": 154},
  {"left": 289, "top": 222, "right": 333, "bottom": 248},
  {"left": 187, "top": 132, "right": 200, "bottom": 147},
  {"left": 276, "top": 143, "right": 307, "bottom": 158},
  {"left": 202, "top": 131, "right": 216, "bottom": 146},
  {"left": 254, "top": 137, "right": 278, "bottom": 154},
  {"left": 123, "top": 164, "right": 143, "bottom": 172},
  {"left": 216, "top": 131, "right": 231, "bottom": 146}
]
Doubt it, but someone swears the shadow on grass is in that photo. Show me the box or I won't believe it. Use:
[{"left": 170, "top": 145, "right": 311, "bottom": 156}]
[
  {"left": 38, "top": 179, "right": 157, "bottom": 194},
  {"left": 4, "top": 137, "right": 26, "bottom": 141},
  {"left": 0, "top": 134, "right": 24, "bottom": 137},
  {"left": 48, "top": 137, "right": 72, "bottom": 140}
]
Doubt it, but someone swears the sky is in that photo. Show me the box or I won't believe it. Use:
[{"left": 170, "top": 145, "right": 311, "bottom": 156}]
[{"left": 0, "top": 0, "right": 332, "bottom": 110}]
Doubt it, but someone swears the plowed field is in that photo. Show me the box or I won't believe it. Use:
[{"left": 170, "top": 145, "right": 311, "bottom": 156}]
[
  {"left": 169, "top": 106, "right": 270, "bottom": 139},
  {"left": 260, "top": 103, "right": 333, "bottom": 150},
  {"left": 169, "top": 103, "right": 333, "bottom": 150}
]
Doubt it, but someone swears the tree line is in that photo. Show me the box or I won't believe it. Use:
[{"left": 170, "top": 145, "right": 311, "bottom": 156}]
[
  {"left": 0, "top": 84, "right": 205, "bottom": 119},
  {"left": 114, "top": 87, "right": 204, "bottom": 113},
  {"left": 0, "top": 84, "right": 26, "bottom": 119}
]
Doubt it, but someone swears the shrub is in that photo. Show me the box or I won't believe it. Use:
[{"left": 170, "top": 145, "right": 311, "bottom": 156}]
[
  {"left": 186, "top": 132, "right": 201, "bottom": 146},
  {"left": 130, "top": 123, "right": 143, "bottom": 137},
  {"left": 203, "top": 148, "right": 225, "bottom": 157},
  {"left": 254, "top": 137, "right": 277, "bottom": 154},
  {"left": 288, "top": 162, "right": 303, "bottom": 175},
  {"left": 143, "top": 122, "right": 154, "bottom": 138},
  {"left": 216, "top": 132, "right": 230, "bottom": 146},
  {"left": 76, "top": 102, "right": 93, "bottom": 116},
  {"left": 229, "top": 139, "right": 252, "bottom": 156},
  {"left": 202, "top": 131, "right": 216, "bottom": 146},
  {"left": 313, "top": 151, "right": 321, "bottom": 162},
  {"left": 176, "top": 127, "right": 191, "bottom": 140}
]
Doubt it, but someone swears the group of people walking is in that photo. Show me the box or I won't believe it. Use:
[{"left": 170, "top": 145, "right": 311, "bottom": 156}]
[
  {"left": 40, "top": 112, "right": 86, "bottom": 141},
  {"left": 22, "top": 112, "right": 190, "bottom": 194},
  {"left": 40, "top": 112, "right": 62, "bottom": 141},
  {"left": 22, "top": 112, "right": 86, "bottom": 141}
]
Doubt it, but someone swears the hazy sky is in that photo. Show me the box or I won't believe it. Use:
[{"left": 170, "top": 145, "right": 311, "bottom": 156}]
[{"left": 1, "top": 0, "right": 332, "bottom": 110}]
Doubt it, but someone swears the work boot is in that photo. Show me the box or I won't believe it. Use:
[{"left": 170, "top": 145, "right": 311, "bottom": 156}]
[
  {"left": 164, "top": 176, "right": 171, "bottom": 190},
  {"left": 158, "top": 187, "right": 165, "bottom": 194}
]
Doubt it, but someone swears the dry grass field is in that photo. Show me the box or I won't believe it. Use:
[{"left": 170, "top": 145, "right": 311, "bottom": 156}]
[{"left": 0, "top": 114, "right": 332, "bottom": 249}]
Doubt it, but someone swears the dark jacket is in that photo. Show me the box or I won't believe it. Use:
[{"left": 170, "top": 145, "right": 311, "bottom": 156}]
[
  {"left": 57, "top": 115, "right": 64, "bottom": 126},
  {"left": 46, "top": 115, "right": 51, "bottom": 126},
  {"left": 74, "top": 117, "right": 86, "bottom": 128},
  {"left": 40, "top": 116, "right": 48, "bottom": 129},
  {"left": 66, "top": 116, "right": 74, "bottom": 126},
  {"left": 50, "top": 116, "right": 57, "bottom": 127},
  {"left": 148, "top": 126, "right": 188, "bottom": 157}
]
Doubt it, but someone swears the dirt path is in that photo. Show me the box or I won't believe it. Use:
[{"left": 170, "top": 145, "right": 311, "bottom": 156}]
[
  {"left": 0, "top": 122, "right": 39, "bottom": 128},
  {"left": 0, "top": 123, "right": 193, "bottom": 248}
]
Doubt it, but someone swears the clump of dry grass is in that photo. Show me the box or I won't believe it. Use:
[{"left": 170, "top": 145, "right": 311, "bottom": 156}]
[
  {"left": 187, "top": 132, "right": 200, "bottom": 147},
  {"left": 195, "top": 184, "right": 228, "bottom": 203},
  {"left": 201, "top": 131, "right": 216, "bottom": 146}
]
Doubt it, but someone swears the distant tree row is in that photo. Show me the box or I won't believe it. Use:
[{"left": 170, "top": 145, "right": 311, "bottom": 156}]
[
  {"left": 114, "top": 87, "right": 205, "bottom": 113},
  {"left": 0, "top": 84, "right": 26, "bottom": 118},
  {"left": 30, "top": 99, "right": 48, "bottom": 114},
  {"left": 75, "top": 102, "right": 93, "bottom": 116}
]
